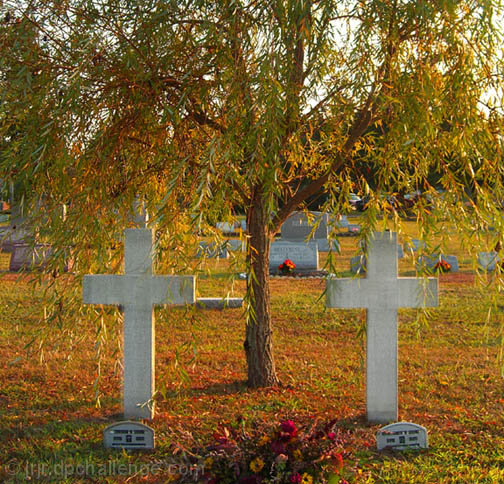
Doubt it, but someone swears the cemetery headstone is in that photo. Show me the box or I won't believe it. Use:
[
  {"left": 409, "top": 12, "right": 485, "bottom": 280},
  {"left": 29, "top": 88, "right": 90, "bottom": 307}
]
[
  {"left": 197, "top": 241, "right": 229, "bottom": 259},
  {"left": 216, "top": 221, "right": 243, "bottom": 235},
  {"left": 417, "top": 254, "right": 459, "bottom": 273},
  {"left": 104, "top": 421, "right": 155, "bottom": 450},
  {"left": 226, "top": 239, "right": 246, "bottom": 252},
  {"left": 270, "top": 240, "right": 319, "bottom": 272},
  {"left": 281, "top": 211, "right": 329, "bottom": 240},
  {"left": 83, "top": 228, "right": 195, "bottom": 419},
  {"left": 478, "top": 252, "right": 499, "bottom": 272},
  {"left": 326, "top": 231, "right": 438, "bottom": 423},
  {"left": 9, "top": 243, "right": 52, "bottom": 272},
  {"left": 376, "top": 422, "right": 428, "bottom": 451},
  {"left": 403, "top": 239, "right": 425, "bottom": 253}
]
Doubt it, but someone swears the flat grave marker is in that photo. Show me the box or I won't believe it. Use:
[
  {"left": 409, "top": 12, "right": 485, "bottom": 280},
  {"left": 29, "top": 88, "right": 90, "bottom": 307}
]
[
  {"left": 104, "top": 421, "right": 155, "bottom": 450},
  {"left": 376, "top": 422, "right": 428, "bottom": 451},
  {"left": 326, "top": 231, "right": 438, "bottom": 423}
]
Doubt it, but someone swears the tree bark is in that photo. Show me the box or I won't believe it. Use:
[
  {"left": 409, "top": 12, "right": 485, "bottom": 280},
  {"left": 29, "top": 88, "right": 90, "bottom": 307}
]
[{"left": 244, "top": 189, "right": 279, "bottom": 387}]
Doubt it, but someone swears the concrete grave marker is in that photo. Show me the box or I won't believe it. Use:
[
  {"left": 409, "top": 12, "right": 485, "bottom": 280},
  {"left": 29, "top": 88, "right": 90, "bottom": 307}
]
[
  {"left": 83, "top": 229, "right": 195, "bottom": 419},
  {"left": 376, "top": 422, "right": 428, "bottom": 451},
  {"left": 326, "top": 231, "right": 438, "bottom": 423},
  {"left": 104, "top": 421, "right": 155, "bottom": 450},
  {"left": 270, "top": 240, "right": 319, "bottom": 272}
]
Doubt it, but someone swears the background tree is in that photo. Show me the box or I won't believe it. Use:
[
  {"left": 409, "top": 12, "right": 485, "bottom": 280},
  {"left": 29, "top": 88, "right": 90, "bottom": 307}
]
[{"left": 0, "top": 0, "right": 503, "bottom": 387}]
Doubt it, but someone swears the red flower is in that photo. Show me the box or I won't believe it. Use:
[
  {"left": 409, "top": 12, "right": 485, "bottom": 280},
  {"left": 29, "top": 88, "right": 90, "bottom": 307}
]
[
  {"left": 327, "top": 432, "right": 336, "bottom": 441},
  {"left": 434, "top": 259, "right": 451, "bottom": 272},
  {"left": 331, "top": 452, "right": 344, "bottom": 469},
  {"left": 279, "top": 259, "right": 296, "bottom": 273},
  {"left": 280, "top": 420, "right": 298, "bottom": 437},
  {"left": 290, "top": 473, "right": 302, "bottom": 483}
]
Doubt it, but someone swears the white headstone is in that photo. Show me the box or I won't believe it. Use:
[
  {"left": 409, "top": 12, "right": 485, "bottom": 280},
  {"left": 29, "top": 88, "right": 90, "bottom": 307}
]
[
  {"left": 326, "top": 232, "right": 438, "bottom": 423},
  {"left": 376, "top": 422, "right": 428, "bottom": 451},
  {"left": 270, "top": 240, "right": 319, "bottom": 272},
  {"left": 104, "top": 421, "right": 155, "bottom": 449},
  {"left": 83, "top": 229, "right": 195, "bottom": 420}
]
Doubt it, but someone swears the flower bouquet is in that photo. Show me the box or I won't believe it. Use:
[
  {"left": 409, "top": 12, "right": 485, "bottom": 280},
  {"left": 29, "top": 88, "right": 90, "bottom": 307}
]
[
  {"left": 434, "top": 259, "right": 451, "bottom": 273},
  {"left": 279, "top": 259, "right": 296, "bottom": 275},
  {"left": 188, "top": 419, "right": 350, "bottom": 484}
]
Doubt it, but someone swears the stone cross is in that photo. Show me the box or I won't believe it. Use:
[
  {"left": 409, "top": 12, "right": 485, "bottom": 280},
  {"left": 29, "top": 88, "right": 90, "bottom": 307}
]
[
  {"left": 326, "top": 231, "right": 438, "bottom": 423},
  {"left": 83, "top": 229, "right": 195, "bottom": 420}
]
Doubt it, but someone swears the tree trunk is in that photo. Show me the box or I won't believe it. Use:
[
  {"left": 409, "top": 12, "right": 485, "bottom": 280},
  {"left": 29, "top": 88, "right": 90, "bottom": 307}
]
[{"left": 244, "top": 190, "right": 279, "bottom": 387}]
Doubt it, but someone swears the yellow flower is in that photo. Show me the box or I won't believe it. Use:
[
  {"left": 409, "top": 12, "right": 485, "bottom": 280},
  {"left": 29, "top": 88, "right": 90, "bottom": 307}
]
[
  {"left": 249, "top": 457, "right": 265, "bottom": 473},
  {"left": 258, "top": 435, "right": 270, "bottom": 446},
  {"left": 301, "top": 473, "right": 313, "bottom": 484},
  {"left": 293, "top": 449, "right": 303, "bottom": 461},
  {"left": 204, "top": 457, "right": 214, "bottom": 469}
]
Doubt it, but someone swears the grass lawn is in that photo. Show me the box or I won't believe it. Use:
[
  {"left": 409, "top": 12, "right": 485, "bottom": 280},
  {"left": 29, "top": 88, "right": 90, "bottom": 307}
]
[{"left": 1, "top": 224, "right": 504, "bottom": 483}]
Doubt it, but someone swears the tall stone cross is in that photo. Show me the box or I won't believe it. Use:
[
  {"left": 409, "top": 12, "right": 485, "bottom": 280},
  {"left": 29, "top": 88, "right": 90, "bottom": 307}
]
[
  {"left": 83, "top": 228, "right": 195, "bottom": 420},
  {"left": 326, "top": 231, "right": 438, "bottom": 423}
]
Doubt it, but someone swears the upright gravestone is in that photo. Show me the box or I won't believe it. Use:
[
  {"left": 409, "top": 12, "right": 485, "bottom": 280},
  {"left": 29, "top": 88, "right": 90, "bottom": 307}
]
[
  {"left": 326, "top": 231, "right": 438, "bottom": 423},
  {"left": 281, "top": 211, "right": 329, "bottom": 240},
  {"left": 417, "top": 254, "right": 459, "bottom": 273},
  {"left": 270, "top": 240, "right": 319, "bottom": 272},
  {"left": 281, "top": 211, "right": 339, "bottom": 252},
  {"left": 83, "top": 229, "right": 195, "bottom": 419},
  {"left": 478, "top": 252, "right": 499, "bottom": 272}
]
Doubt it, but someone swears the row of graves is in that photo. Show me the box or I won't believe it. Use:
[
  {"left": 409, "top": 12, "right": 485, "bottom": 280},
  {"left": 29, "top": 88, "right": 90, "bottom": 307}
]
[
  {"left": 0, "top": 206, "right": 498, "bottom": 451},
  {"left": 89, "top": 227, "right": 433, "bottom": 451}
]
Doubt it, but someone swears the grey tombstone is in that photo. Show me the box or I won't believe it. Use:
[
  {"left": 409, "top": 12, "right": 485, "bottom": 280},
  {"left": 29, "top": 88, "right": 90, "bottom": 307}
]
[
  {"left": 104, "top": 421, "right": 155, "bottom": 450},
  {"left": 226, "top": 239, "right": 246, "bottom": 252},
  {"left": 270, "top": 240, "right": 319, "bottom": 272},
  {"left": 9, "top": 243, "right": 52, "bottom": 271},
  {"left": 336, "top": 215, "right": 349, "bottom": 229},
  {"left": 316, "top": 239, "right": 340, "bottom": 253},
  {"left": 417, "top": 254, "right": 459, "bottom": 273},
  {"left": 403, "top": 239, "right": 425, "bottom": 253},
  {"left": 216, "top": 221, "right": 243, "bottom": 235},
  {"left": 478, "top": 252, "right": 499, "bottom": 272},
  {"left": 197, "top": 241, "right": 229, "bottom": 259},
  {"left": 281, "top": 211, "right": 329, "bottom": 241},
  {"left": 83, "top": 228, "right": 195, "bottom": 420},
  {"left": 326, "top": 231, "right": 438, "bottom": 423},
  {"left": 376, "top": 422, "right": 428, "bottom": 451}
]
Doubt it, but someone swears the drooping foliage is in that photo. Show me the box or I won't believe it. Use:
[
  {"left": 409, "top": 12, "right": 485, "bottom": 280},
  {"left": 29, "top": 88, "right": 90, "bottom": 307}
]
[{"left": 0, "top": 1, "right": 503, "bottom": 385}]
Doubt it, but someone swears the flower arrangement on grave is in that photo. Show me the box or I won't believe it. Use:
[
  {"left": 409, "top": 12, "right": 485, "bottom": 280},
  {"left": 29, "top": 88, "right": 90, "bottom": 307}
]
[
  {"left": 434, "top": 259, "right": 451, "bottom": 273},
  {"left": 186, "top": 419, "right": 350, "bottom": 484},
  {"left": 279, "top": 259, "right": 296, "bottom": 274}
]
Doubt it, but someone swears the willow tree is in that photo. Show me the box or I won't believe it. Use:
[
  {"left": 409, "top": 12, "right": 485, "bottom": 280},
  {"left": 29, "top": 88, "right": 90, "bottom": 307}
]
[{"left": 1, "top": 1, "right": 503, "bottom": 387}]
